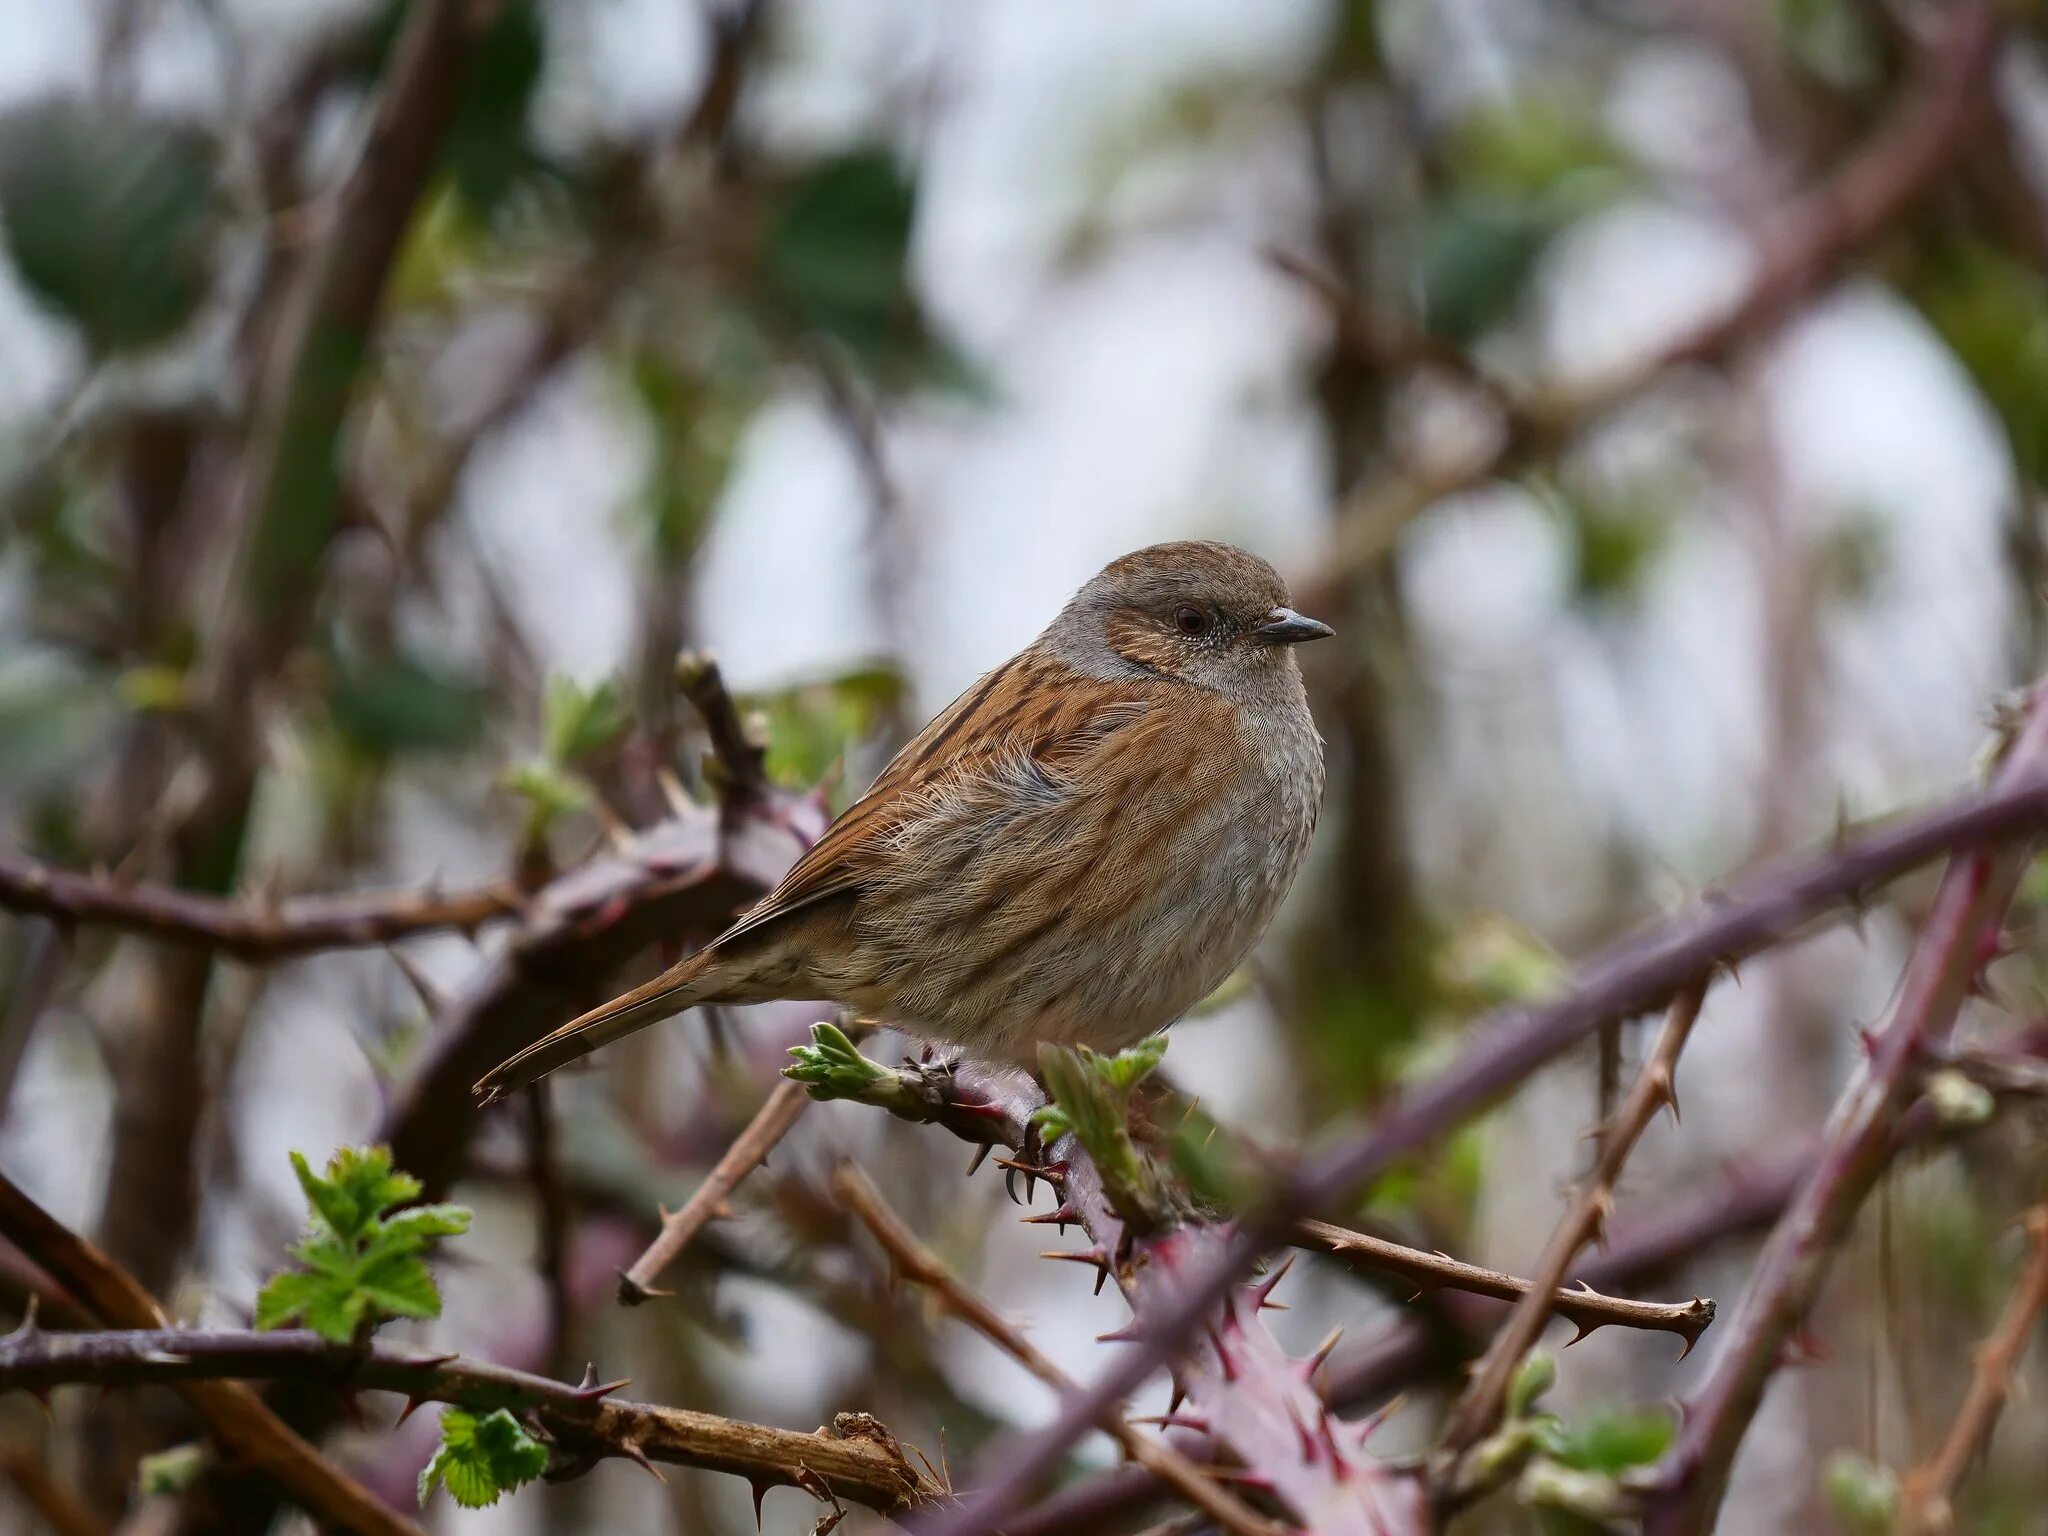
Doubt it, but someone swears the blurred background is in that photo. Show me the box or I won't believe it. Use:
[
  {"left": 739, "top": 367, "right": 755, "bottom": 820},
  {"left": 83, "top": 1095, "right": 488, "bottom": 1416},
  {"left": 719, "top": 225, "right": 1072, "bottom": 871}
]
[{"left": 1, "top": 0, "right": 2046, "bottom": 1531}]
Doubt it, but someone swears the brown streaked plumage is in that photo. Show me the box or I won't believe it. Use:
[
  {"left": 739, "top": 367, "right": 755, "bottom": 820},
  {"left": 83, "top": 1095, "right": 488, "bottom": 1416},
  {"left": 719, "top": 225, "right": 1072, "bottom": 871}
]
[{"left": 475, "top": 541, "right": 1331, "bottom": 1101}]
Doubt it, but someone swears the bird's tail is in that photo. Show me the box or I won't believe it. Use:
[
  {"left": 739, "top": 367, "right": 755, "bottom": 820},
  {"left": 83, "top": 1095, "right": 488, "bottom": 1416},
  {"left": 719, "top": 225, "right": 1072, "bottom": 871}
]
[{"left": 474, "top": 951, "right": 716, "bottom": 1103}]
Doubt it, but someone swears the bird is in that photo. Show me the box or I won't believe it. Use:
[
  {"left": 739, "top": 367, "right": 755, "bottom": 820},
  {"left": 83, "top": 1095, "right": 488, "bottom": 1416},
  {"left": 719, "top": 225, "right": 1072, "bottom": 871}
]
[{"left": 475, "top": 540, "right": 1330, "bottom": 1102}]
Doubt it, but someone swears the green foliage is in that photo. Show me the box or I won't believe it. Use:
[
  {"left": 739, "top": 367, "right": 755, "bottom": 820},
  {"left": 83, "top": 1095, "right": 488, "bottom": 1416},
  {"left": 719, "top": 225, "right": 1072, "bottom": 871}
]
[
  {"left": 326, "top": 646, "right": 490, "bottom": 758},
  {"left": 1507, "top": 1351, "right": 1557, "bottom": 1418},
  {"left": 136, "top": 1443, "right": 210, "bottom": 1497},
  {"left": 0, "top": 98, "right": 219, "bottom": 354},
  {"left": 751, "top": 666, "right": 909, "bottom": 793},
  {"left": 761, "top": 149, "right": 932, "bottom": 378},
  {"left": 255, "top": 1147, "right": 470, "bottom": 1343},
  {"left": 1413, "top": 97, "right": 1627, "bottom": 346},
  {"left": 503, "top": 672, "right": 631, "bottom": 848},
  {"left": 0, "top": 653, "right": 120, "bottom": 793},
  {"left": 628, "top": 346, "right": 759, "bottom": 564},
  {"left": 543, "top": 674, "right": 630, "bottom": 764},
  {"left": 418, "top": 1408, "right": 549, "bottom": 1509},
  {"left": 1535, "top": 1404, "right": 1676, "bottom": 1473},
  {"left": 1822, "top": 1450, "right": 1899, "bottom": 1536},
  {"left": 785, "top": 1020, "right": 896, "bottom": 1099},
  {"left": 1919, "top": 245, "right": 2048, "bottom": 489},
  {"left": 1034, "top": 1041, "right": 1171, "bottom": 1230}
]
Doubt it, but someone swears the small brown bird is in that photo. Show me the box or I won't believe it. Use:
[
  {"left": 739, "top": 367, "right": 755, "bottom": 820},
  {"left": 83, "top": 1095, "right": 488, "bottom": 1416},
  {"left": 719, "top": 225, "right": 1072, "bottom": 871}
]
[{"left": 475, "top": 541, "right": 1330, "bottom": 1101}]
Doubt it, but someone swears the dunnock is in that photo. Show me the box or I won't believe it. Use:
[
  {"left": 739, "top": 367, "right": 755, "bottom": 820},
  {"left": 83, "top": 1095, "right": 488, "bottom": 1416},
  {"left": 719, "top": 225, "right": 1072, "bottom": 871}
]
[{"left": 476, "top": 541, "right": 1330, "bottom": 1100}]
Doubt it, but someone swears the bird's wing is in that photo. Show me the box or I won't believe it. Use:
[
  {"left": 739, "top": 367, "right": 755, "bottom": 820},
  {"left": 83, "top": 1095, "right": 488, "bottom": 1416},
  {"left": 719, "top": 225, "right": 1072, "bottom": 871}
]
[{"left": 703, "top": 651, "right": 1165, "bottom": 952}]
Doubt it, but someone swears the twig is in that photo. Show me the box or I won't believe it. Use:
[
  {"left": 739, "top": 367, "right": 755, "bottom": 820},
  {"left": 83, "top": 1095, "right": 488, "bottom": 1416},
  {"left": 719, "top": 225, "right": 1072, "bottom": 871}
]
[
  {"left": 1644, "top": 692, "right": 2048, "bottom": 1535},
  {"left": 619, "top": 1021, "right": 874, "bottom": 1305},
  {"left": 0, "top": 1169, "right": 424, "bottom": 1536},
  {"left": 1435, "top": 983, "right": 1709, "bottom": 1476},
  {"left": 675, "top": 651, "right": 770, "bottom": 810},
  {"left": 832, "top": 1164, "right": 1288, "bottom": 1536},
  {"left": 525, "top": 1081, "right": 572, "bottom": 1370},
  {"left": 1291, "top": 1219, "right": 1712, "bottom": 1352},
  {"left": 0, "top": 854, "right": 524, "bottom": 959},
  {"left": 0, "top": 1327, "right": 937, "bottom": 1514},
  {"left": 1893, "top": 1204, "right": 2048, "bottom": 1535},
  {"left": 924, "top": 755, "right": 2048, "bottom": 1536}
]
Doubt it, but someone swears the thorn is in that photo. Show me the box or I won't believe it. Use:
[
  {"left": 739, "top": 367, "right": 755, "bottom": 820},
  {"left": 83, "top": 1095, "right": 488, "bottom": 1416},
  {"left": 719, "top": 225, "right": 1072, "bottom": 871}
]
[
  {"left": 616, "top": 1269, "right": 671, "bottom": 1306},
  {"left": 965, "top": 1144, "right": 992, "bottom": 1178},
  {"left": 1020, "top": 1205, "right": 1080, "bottom": 1229},
  {"left": 8, "top": 1294, "right": 41, "bottom": 1341},
  {"left": 571, "top": 1363, "right": 631, "bottom": 1401},
  {"left": 1129, "top": 1412, "right": 1210, "bottom": 1434},
  {"left": 1040, "top": 1247, "right": 1111, "bottom": 1272},
  {"left": 1249, "top": 1252, "right": 1296, "bottom": 1311},
  {"left": 995, "top": 1157, "right": 1063, "bottom": 1186},
  {"left": 750, "top": 1475, "right": 773, "bottom": 1528},
  {"left": 1566, "top": 1320, "right": 1599, "bottom": 1347},
  {"left": 1289, "top": 1399, "right": 1318, "bottom": 1462},
  {"left": 1302, "top": 1325, "right": 1344, "bottom": 1383},
  {"left": 1095, "top": 1321, "right": 1143, "bottom": 1344},
  {"left": 1167, "top": 1374, "right": 1187, "bottom": 1417},
  {"left": 1353, "top": 1393, "right": 1407, "bottom": 1445},
  {"left": 620, "top": 1439, "right": 666, "bottom": 1483}
]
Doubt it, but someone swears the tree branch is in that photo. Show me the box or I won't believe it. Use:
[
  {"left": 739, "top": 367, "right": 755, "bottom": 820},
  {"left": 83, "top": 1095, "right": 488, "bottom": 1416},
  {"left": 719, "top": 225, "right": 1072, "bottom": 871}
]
[
  {"left": 1644, "top": 691, "right": 2048, "bottom": 1534},
  {"left": 1435, "top": 982, "right": 1709, "bottom": 1478},
  {"left": 1892, "top": 1203, "right": 2048, "bottom": 1535},
  {"left": 0, "top": 1169, "right": 423, "bottom": 1536},
  {"left": 0, "top": 854, "right": 524, "bottom": 959},
  {"left": 0, "top": 1327, "right": 937, "bottom": 1514},
  {"left": 1291, "top": 1220, "right": 1712, "bottom": 1352}
]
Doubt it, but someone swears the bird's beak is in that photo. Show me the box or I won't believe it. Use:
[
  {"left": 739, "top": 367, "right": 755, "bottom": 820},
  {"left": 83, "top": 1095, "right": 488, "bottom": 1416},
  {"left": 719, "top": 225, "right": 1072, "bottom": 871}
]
[{"left": 1254, "top": 606, "right": 1335, "bottom": 645}]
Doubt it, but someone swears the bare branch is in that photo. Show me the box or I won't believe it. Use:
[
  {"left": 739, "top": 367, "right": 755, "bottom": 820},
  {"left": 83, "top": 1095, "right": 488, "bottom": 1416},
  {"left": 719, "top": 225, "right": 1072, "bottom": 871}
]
[
  {"left": 832, "top": 1164, "right": 1287, "bottom": 1536},
  {"left": 619, "top": 1020, "right": 873, "bottom": 1306},
  {"left": 1292, "top": 1219, "right": 1712, "bottom": 1352},
  {"left": 0, "top": 1169, "right": 424, "bottom": 1536},
  {"left": 0, "top": 854, "right": 524, "bottom": 959},
  {"left": 675, "top": 651, "right": 771, "bottom": 811},
  {"left": 1435, "top": 982, "right": 1709, "bottom": 1479},
  {"left": 1893, "top": 1204, "right": 2048, "bottom": 1535},
  {"left": 0, "top": 1327, "right": 937, "bottom": 1514}
]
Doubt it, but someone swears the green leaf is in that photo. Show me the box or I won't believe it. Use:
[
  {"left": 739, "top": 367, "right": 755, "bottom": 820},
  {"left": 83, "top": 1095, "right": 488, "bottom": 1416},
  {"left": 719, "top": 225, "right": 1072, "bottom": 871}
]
[
  {"left": 327, "top": 647, "right": 489, "bottom": 758},
  {"left": 761, "top": 149, "right": 921, "bottom": 373},
  {"left": 1100, "top": 1037, "right": 1168, "bottom": 1093},
  {"left": 1507, "top": 1352, "right": 1557, "bottom": 1419},
  {"left": 785, "top": 1021, "right": 893, "bottom": 1098},
  {"left": 419, "top": 1409, "right": 550, "bottom": 1509},
  {"left": 542, "top": 674, "right": 629, "bottom": 764},
  {"left": 253, "top": 1270, "right": 327, "bottom": 1333},
  {"left": 291, "top": 1150, "right": 364, "bottom": 1240},
  {"left": 1413, "top": 197, "right": 1556, "bottom": 346},
  {"left": 0, "top": 97, "right": 219, "bottom": 353},
  {"left": 1822, "top": 1451, "right": 1899, "bottom": 1536},
  {"left": 258, "top": 1146, "right": 467, "bottom": 1342},
  {"left": 1539, "top": 1405, "right": 1674, "bottom": 1473}
]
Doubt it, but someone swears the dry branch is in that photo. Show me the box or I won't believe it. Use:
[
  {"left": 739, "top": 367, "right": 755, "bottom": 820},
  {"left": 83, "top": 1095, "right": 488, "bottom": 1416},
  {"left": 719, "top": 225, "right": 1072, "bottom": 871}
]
[
  {"left": 1291, "top": 1220, "right": 1712, "bottom": 1350},
  {"left": 1435, "top": 982, "right": 1709, "bottom": 1476},
  {"left": 0, "top": 1170, "right": 422, "bottom": 1536},
  {"left": 0, "top": 1327, "right": 937, "bottom": 1514},
  {"left": 1893, "top": 1204, "right": 2048, "bottom": 1535},
  {"left": 0, "top": 854, "right": 524, "bottom": 959}
]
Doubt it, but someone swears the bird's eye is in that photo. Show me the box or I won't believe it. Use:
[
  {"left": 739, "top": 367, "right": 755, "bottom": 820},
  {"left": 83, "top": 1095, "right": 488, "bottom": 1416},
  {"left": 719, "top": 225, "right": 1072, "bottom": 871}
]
[{"left": 1174, "top": 606, "right": 1209, "bottom": 637}]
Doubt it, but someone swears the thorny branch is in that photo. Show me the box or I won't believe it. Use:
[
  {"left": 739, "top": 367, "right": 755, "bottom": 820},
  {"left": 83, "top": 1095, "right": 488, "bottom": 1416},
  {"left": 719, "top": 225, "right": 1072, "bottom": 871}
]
[
  {"left": 0, "top": 854, "right": 524, "bottom": 959},
  {"left": 0, "top": 1327, "right": 936, "bottom": 1514},
  {"left": 0, "top": 1169, "right": 422, "bottom": 1536},
  {"left": 1892, "top": 1203, "right": 2048, "bottom": 1535},
  {"left": 1291, "top": 1220, "right": 1713, "bottom": 1351},
  {"left": 1643, "top": 690, "right": 2048, "bottom": 1535},
  {"left": 924, "top": 755, "right": 2048, "bottom": 1536},
  {"left": 1434, "top": 982, "right": 1710, "bottom": 1480},
  {"left": 831, "top": 1163, "right": 1287, "bottom": 1536}
]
